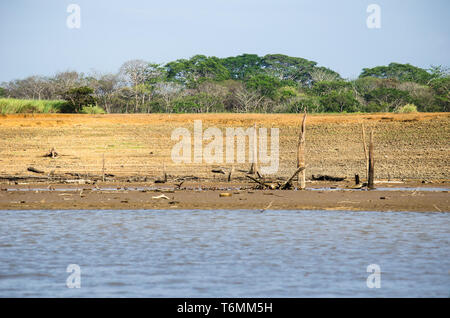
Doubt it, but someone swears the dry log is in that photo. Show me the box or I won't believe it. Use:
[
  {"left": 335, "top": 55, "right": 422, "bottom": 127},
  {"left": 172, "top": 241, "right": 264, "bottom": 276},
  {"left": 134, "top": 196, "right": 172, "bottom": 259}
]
[
  {"left": 246, "top": 175, "right": 266, "bottom": 187},
  {"left": 175, "top": 180, "right": 185, "bottom": 189},
  {"left": 27, "top": 167, "right": 44, "bottom": 174},
  {"left": 312, "top": 175, "right": 346, "bottom": 182}
]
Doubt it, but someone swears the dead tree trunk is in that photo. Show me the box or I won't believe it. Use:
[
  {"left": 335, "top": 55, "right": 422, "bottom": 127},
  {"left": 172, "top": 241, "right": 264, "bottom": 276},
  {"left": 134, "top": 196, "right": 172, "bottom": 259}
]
[
  {"left": 227, "top": 165, "right": 234, "bottom": 182},
  {"left": 297, "top": 109, "right": 307, "bottom": 189},
  {"left": 368, "top": 129, "right": 375, "bottom": 189},
  {"left": 102, "top": 153, "right": 105, "bottom": 182},
  {"left": 361, "top": 123, "right": 369, "bottom": 181},
  {"left": 249, "top": 123, "right": 258, "bottom": 175},
  {"left": 355, "top": 174, "right": 360, "bottom": 185}
]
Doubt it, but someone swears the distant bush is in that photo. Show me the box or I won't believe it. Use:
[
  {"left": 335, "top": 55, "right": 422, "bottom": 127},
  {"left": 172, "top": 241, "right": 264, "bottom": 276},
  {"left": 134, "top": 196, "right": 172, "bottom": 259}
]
[
  {"left": 396, "top": 104, "right": 418, "bottom": 113},
  {"left": 80, "top": 105, "right": 106, "bottom": 114}
]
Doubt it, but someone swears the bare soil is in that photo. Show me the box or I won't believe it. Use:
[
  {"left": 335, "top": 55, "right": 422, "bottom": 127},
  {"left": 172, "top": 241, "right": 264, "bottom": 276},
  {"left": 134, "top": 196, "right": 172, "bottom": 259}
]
[{"left": 0, "top": 113, "right": 448, "bottom": 212}]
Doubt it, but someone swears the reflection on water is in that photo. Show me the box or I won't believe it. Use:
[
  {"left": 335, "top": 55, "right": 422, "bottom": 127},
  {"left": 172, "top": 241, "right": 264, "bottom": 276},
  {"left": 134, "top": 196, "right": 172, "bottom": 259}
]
[{"left": 0, "top": 209, "right": 449, "bottom": 297}]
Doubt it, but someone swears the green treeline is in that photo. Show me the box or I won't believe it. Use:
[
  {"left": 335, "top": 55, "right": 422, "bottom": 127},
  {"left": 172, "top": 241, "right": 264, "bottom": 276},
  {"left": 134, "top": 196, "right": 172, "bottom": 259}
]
[{"left": 1, "top": 54, "right": 448, "bottom": 114}]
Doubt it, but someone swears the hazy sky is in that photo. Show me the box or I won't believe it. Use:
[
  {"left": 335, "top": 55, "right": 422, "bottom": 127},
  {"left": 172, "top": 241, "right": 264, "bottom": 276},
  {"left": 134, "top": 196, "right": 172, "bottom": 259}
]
[{"left": 0, "top": 0, "right": 449, "bottom": 82}]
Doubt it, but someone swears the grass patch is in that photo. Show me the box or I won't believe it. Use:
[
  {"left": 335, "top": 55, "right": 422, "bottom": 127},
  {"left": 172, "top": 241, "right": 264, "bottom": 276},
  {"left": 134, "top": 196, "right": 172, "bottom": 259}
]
[
  {"left": 0, "top": 98, "right": 67, "bottom": 114},
  {"left": 80, "top": 105, "right": 106, "bottom": 114}
]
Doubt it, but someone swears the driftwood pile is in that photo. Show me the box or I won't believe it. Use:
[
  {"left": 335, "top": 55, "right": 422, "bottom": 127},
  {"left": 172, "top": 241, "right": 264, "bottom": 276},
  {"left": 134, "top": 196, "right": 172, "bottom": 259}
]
[{"left": 246, "top": 166, "right": 306, "bottom": 190}]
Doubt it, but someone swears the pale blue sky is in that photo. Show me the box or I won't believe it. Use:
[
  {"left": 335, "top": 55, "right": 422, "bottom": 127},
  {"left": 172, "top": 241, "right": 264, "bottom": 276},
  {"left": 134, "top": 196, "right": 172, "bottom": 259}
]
[{"left": 0, "top": 0, "right": 449, "bottom": 82}]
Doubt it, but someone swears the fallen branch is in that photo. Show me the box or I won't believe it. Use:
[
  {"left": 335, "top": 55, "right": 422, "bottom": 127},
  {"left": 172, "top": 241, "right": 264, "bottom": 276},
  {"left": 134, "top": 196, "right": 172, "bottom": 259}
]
[
  {"left": 27, "top": 167, "right": 44, "bottom": 174},
  {"left": 246, "top": 174, "right": 266, "bottom": 187},
  {"left": 281, "top": 166, "right": 306, "bottom": 190},
  {"left": 152, "top": 194, "right": 170, "bottom": 200},
  {"left": 312, "top": 175, "right": 346, "bottom": 182},
  {"left": 43, "top": 147, "right": 58, "bottom": 158}
]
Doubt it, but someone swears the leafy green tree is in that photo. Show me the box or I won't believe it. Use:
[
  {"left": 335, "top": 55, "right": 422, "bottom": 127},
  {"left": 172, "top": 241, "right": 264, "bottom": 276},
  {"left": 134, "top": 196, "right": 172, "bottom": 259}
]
[
  {"left": 165, "top": 55, "right": 230, "bottom": 87},
  {"left": 429, "top": 65, "right": 449, "bottom": 79},
  {"left": 310, "top": 67, "right": 342, "bottom": 83},
  {"left": 262, "top": 54, "right": 318, "bottom": 85},
  {"left": 311, "top": 81, "right": 351, "bottom": 96},
  {"left": 220, "top": 54, "right": 264, "bottom": 80},
  {"left": 319, "top": 91, "right": 360, "bottom": 113},
  {"left": 61, "top": 86, "right": 96, "bottom": 113},
  {"left": 245, "top": 74, "right": 283, "bottom": 99},
  {"left": 0, "top": 87, "right": 5, "bottom": 97},
  {"left": 277, "top": 95, "right": 322, "bottom": 113},
  {"left": 359, "top": 63, "right": 433, "bottom": 84},
  {"left": 278, "top": 86, "right": 299, "bottom": 102},
  {"left": 364, "top": 87, "right": 411, "bottom": 112},
  {"left": 428, "top": 77, "right": 450, "bottom": 112}
]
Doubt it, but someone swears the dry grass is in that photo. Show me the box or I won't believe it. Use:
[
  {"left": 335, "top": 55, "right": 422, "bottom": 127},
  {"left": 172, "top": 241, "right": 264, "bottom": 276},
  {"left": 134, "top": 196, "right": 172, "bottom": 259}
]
[{"left": 0, "top": 112, "right": 449, "bottom": 181}]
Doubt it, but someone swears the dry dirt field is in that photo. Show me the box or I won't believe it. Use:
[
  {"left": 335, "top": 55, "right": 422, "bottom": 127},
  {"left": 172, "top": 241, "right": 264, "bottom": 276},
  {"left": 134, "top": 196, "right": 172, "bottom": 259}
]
[
  {"left": 0, "top": 113, "right": 448, "bottom": 212},
  {"left": 0, "top": 112, "right": 448, "bottom": 182}
]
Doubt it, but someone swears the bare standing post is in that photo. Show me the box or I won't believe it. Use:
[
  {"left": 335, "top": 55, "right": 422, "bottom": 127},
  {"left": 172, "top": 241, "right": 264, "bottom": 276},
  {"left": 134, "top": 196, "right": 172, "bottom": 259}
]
[
  {"left": 297, "top": 108, "right": 307, "bottom": 189},
  {"left": 368, "top": 129, "right": 375, "bottom": 189},
  {"left": 227, "top": 165, "right": 234, "bottom": 182},
  {"left": 361, "top": 123, "right": 369, "bottom": 181},
  {"left": 102, "top": 152, "right": 105, "bottom": 182},
  {"left": 249, "top": 123, "right": 258, "bottom": 175},
  {"left": 163, "top": 163, "right": 167, "bottom": 182}
]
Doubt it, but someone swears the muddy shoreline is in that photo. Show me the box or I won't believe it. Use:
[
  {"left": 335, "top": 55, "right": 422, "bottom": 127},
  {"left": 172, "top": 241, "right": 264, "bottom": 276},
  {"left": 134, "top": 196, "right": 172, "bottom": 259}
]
[{"left": 1, "top": 180, "right": 448, "bottom": 212}]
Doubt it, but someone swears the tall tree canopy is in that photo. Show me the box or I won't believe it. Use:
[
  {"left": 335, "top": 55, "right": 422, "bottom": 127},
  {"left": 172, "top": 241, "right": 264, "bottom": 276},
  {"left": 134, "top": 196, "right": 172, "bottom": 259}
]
[
  {"left": 165, "top": 55, "right": 230, "bottom": 87},
  {"left": 220, "top": 54, "right": 264, "bottom": 80},
  {"left": 359, "top": 63, "right": 434, "bottom": 84}
]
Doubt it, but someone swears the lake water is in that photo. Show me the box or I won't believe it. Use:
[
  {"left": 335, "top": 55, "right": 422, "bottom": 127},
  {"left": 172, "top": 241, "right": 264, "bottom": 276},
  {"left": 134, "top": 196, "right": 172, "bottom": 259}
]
[{"left": 0, "top": 209, "right": 449, "bottom": 297}]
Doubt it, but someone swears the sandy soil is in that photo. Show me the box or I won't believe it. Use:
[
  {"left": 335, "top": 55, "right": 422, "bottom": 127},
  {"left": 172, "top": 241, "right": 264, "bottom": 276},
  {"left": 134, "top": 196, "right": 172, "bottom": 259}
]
[{"left": 0, "top": 113, "right": 448, "bottom": 211}]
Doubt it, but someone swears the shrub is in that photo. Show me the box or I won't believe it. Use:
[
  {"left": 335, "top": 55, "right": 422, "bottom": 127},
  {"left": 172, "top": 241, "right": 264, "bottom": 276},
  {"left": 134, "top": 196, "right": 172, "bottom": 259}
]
[
  {"left": 396, "top": 104, "right": 418, "bottom": 113},
  {"left": 80, "top": 105, "right": 106, "bottom": 114}
]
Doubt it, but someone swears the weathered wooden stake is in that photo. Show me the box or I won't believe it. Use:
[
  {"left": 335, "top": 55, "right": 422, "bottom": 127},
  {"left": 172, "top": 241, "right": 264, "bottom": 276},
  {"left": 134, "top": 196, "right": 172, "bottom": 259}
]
[
  {"left": 249, "top": 123, "right": 258, "bottom": 175},
  {"left": 297, "top": 108, "right": 307, "bottom": 189},
  {"left": 361, "top": 123, "right": 369, "bottom": 181},
  {"left": 227, "top": 165, "right": 234, "bottom": 182},
  {"left": 102, "top": 153, "right": 105, "bottom": 182},
  {"left": 368, "top": 129, "right": 375, "bottom": 189},
  {"left": 163, "top": 163, "right": 167, "bottom": 182}
]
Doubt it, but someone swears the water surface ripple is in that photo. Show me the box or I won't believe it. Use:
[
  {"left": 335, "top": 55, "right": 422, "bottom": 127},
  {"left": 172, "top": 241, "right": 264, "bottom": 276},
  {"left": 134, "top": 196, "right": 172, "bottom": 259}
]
[{"left": 0, "top": 209, "right": 448, "bottom": 297}]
